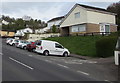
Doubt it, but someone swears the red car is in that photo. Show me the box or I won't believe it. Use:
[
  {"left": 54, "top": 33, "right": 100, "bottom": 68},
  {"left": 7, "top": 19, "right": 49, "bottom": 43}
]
[{"left": 26, "top": 42, "right": 37, "bottom": 52}]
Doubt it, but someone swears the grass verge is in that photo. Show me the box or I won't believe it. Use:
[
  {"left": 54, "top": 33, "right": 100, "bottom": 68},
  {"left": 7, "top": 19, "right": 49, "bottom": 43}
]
[{"left": 44, "top": 36, "right": 102, "bottom": 57}]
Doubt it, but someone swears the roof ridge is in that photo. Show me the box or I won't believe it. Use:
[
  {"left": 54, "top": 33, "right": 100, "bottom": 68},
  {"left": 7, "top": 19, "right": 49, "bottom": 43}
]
[
  {"left": 47, "top": 16, "right": 64, "bottom": 22},
  {"left": 77, "top": 3, "right": 106, "bottom": 10}
]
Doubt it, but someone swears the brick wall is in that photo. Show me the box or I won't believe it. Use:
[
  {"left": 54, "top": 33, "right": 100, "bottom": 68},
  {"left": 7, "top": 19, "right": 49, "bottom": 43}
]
[{"left": 86, "top": 23, "right": 100, "bottom": 33}]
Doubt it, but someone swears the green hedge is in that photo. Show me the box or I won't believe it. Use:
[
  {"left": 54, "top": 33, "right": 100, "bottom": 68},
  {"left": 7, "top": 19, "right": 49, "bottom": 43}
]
[
  {"left": 109, "top": 31, "right": 120, "bottom": 36},
  {"left": 96, "top": 36, "right": 117, "bottom": 58}
]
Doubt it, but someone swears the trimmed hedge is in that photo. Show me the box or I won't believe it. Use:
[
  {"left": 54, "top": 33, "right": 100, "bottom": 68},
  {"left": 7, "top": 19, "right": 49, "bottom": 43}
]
[
  {"left": 109, "top": 31, "right": 120, "bottom": 36},
  {"left": 96, "top": 36, "right": 117, "bottom": 58}
]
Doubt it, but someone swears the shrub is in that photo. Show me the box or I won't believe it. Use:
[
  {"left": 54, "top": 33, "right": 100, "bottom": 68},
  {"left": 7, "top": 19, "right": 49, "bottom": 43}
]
[
  {"left": 96, "top": 36, "right": 117, "bottom": 58},
  {"left": 52, "top": 25, "right": 56, "bottom": 33},
  {"left": 109, "top": 31, "right": 120, "bottom": 36}
]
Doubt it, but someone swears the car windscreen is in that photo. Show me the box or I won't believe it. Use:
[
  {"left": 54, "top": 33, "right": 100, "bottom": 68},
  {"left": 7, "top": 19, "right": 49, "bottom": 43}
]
[{"left": 15, "top": 40, "right": 19, "bottom": 42}]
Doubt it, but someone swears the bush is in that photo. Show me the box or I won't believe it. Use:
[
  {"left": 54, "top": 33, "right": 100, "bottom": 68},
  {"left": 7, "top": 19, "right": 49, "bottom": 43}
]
[
  {"left": 109, "top": 31, "right": 120, "bottom": 36},
  {"left": 52, "top": 25, "right": 56, "bottom": 33},
  {"left": 96, "top": 36, "right": 117, "bottom": 58}
]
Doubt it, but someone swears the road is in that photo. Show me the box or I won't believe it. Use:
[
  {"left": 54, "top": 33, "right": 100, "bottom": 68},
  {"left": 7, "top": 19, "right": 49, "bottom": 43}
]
[{"left": 1, "top": 38, "right": 115, "bottom": 82}]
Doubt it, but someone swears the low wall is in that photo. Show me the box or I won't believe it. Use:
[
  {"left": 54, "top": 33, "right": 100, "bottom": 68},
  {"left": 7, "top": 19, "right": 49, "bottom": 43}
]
[{"left": 27, "top": 33, "right": 60, "bottom": 41}]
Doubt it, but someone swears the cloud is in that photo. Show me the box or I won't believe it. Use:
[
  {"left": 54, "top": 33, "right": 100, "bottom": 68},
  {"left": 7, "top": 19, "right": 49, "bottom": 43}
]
[
  {"left": 1, "top": 1, "right": 119, "bottom": 22},
  {"left": 2, "top": 2, "right": 75, "bottom": 22},
  {"left": 2, "top": 0, "right": 120, "bottom": 2},
  {"left": 80, "top": 2, "right": 114, "bottom": 9}
]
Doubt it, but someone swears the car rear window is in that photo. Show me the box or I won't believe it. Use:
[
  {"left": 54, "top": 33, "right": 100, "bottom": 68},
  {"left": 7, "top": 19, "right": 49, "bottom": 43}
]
[{"left": 37, "top": 41, "right": 42, "bottom": 45}]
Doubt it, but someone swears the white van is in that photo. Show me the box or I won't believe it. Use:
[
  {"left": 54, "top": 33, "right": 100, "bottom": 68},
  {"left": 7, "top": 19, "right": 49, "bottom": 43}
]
[{"left": 35, "top": 40, "right": 70, "bottom": 56}]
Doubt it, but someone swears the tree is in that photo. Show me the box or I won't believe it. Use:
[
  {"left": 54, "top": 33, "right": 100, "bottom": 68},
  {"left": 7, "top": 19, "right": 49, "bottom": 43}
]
[
  {"left": 15, "top": 18, "right": 25, "bottom": 29},
  {"left": 107, "top": 1, "right": 120, "bottom": 31},
  {"left": 38, "top": 20, "right": 41, "bottom": 24},
  {"left": 52, "top": 25, "right": 56, "bottom": 33},
  {"left": 2, "top": 15, "right": 48, "bottom": 32}
]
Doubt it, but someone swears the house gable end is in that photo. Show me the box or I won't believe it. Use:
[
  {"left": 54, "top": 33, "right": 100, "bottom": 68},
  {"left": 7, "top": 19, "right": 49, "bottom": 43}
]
[{"left": 60, "top": 4, "right": 87, "bottom": 27}]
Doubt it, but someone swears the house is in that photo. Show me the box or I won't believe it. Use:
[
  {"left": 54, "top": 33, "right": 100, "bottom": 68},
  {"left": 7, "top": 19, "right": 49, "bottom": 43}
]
[
  {"left": 0, "top": 31, "right": 8, "bottom": 37},
  {"left": 7, "top": 32, "right": 15, "bottom": 37},
  {"left": 0, "top": 30, "right": 15, "bottom": 37},
  {"left": 35, "top": 27, "right": 50, "bottom": 34},
  {"left": 2, "top": 20, "right": 9, "bottom": 25},
  {"left": 15, "top": 28, "right": 33, "bottom": 36},
  {"left": 35, "top": 16, "right": 64, "bottom": 34},
  {"left": 47, "top": 16, "right": 64, "bottom": 30},
  {"left": 60, "top": 4, "right": 117, "bottom": 36}
]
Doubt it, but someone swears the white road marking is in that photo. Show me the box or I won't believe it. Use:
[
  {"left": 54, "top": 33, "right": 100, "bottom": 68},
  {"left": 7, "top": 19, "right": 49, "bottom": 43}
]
[
  {"left": 65, "top": 61, "right": 82, "bottom": 64},
  {"left": 77, "top": 71, "right": 89, "bottom": 76},
  {"left": 45, "top": 60, "right": 52, "bottom": 63},
  {"left": 0, "top": 53, "right": 3, "bottom": 55},
  {"left": 28, "top": 55, "right": 33, "bottom": 57},
  {"left": 57, "top": 64, "right": 69, "bottom": 69},
  {"left": 104, "top": 80, "right": 113, "bottom": 83},
  {"left": 9, "top": 57, "right": 34, "bottom": 70},
  {"left": 105, "top": 80, "right": 109, "bottom": 81}
]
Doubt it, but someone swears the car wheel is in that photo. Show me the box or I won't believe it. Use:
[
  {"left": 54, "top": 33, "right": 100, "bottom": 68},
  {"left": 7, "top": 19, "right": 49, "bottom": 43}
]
[
  {"left": 32, "top": 49, "right": 35, "bottom": 52},
  {"left": 12, "top": 43, "right": 15, "bottom": 46},
  {"left": 23, "top": 46, "right": 27, "bottom": 50},
  {"left": 44, "top": 50, "right": 49, "bottom": 56},
  {"left": 63, "top": 52, "right": 68, "bottom": 57}
]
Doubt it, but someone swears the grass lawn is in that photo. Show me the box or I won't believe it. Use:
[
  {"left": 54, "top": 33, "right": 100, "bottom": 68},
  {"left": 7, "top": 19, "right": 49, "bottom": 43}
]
[{"left": 44, "top": 36, "right": 102, "bottom": 57}]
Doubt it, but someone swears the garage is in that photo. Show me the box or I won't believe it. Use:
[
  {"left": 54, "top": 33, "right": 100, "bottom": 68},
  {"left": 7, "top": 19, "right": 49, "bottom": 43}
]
[{"left": 61, "top": 27, "right": 69, "bottom": 36}]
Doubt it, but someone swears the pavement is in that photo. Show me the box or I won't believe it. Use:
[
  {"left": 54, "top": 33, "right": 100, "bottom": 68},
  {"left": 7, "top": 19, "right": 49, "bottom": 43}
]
[{"left": 70, "top": 54, "right": 119, "bottom": 82}]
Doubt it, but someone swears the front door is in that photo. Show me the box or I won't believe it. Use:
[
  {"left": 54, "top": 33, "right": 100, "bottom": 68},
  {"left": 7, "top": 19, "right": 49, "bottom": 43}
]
[
  {"left": 105, "top": 25, "right": 110, "bottom": 32},
  {"left": 54, "top": 43, "right": 64, "bottom": 55},
  {"left": 100, "top": 24, "right": 110, "bottom": 34}
]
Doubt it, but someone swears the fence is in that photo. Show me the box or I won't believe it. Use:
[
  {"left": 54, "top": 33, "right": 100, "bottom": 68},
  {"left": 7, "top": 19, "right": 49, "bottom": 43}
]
[
  {"left": 74, "top": 32, "right": 111, "bottom": 36},
  {"left": 61, "top": 32, "right": 112, "bottom": 37},
  {"left": 27, "top": 33, "right": 60, "bottom": 41}
]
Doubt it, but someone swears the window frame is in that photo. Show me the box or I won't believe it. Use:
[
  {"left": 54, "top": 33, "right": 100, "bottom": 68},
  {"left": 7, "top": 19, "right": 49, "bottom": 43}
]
[
  {"left": 75, "top": 12, "right": 80, "bottom": 18},
  {"left": 55, "top": 43, "right": 64, "bottom": 49}
]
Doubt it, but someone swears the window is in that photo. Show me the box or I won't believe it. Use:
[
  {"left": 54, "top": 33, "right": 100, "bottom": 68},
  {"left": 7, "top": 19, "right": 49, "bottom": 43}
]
[
  {"left": 55, "top": 43, "right": 63, "bottom": 48},
  {"left": 100, "top": 23, "right": 110, "bottom": 33},
  {"left": 75, "top": 12, "right": 80, "bottom": 18},
  {"left": 71, "top": 24, "right": 86, "bottom": 32},
  {"left": 37, "top": 41, "right": 42, "bottom": 45},
  {"left": 78, "top": 25, "right": 86, "bottom": 32},
  {"left": 71, "top": 25, "right": 79, "bottom": 32},
  {"left": 26, "top": 30, "right": 29, "bottom": 33}
]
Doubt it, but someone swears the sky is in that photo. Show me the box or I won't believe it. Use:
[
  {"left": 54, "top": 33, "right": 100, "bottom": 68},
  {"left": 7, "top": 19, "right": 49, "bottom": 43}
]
[{"left": 1, "top": 0, "right": 120, "bottom": 22}]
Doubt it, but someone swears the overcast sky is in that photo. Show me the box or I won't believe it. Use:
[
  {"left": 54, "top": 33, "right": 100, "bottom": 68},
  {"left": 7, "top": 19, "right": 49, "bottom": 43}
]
[{"left": 1, "top": 0, "right": 119, "bottom": 22}]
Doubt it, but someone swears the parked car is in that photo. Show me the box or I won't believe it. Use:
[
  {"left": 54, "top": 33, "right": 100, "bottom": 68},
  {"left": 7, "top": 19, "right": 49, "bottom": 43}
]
[
  {"left": 6, "top": 38, "right": 13, "bottom": 45},
  {"left": 35, "top": 40, "right": 70, "bottom": 56},
  {"left": 9, "top": 39, "right": 18, "bottom": 46},
  {"left": 20, "top": 41, "right": 30, "bottom": 49},
  {"left": 15, "top": 40, "right": 26, "bottom": 48},
  {"left": 26, "top": 41, "right": 37, "bottom": 52}
]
